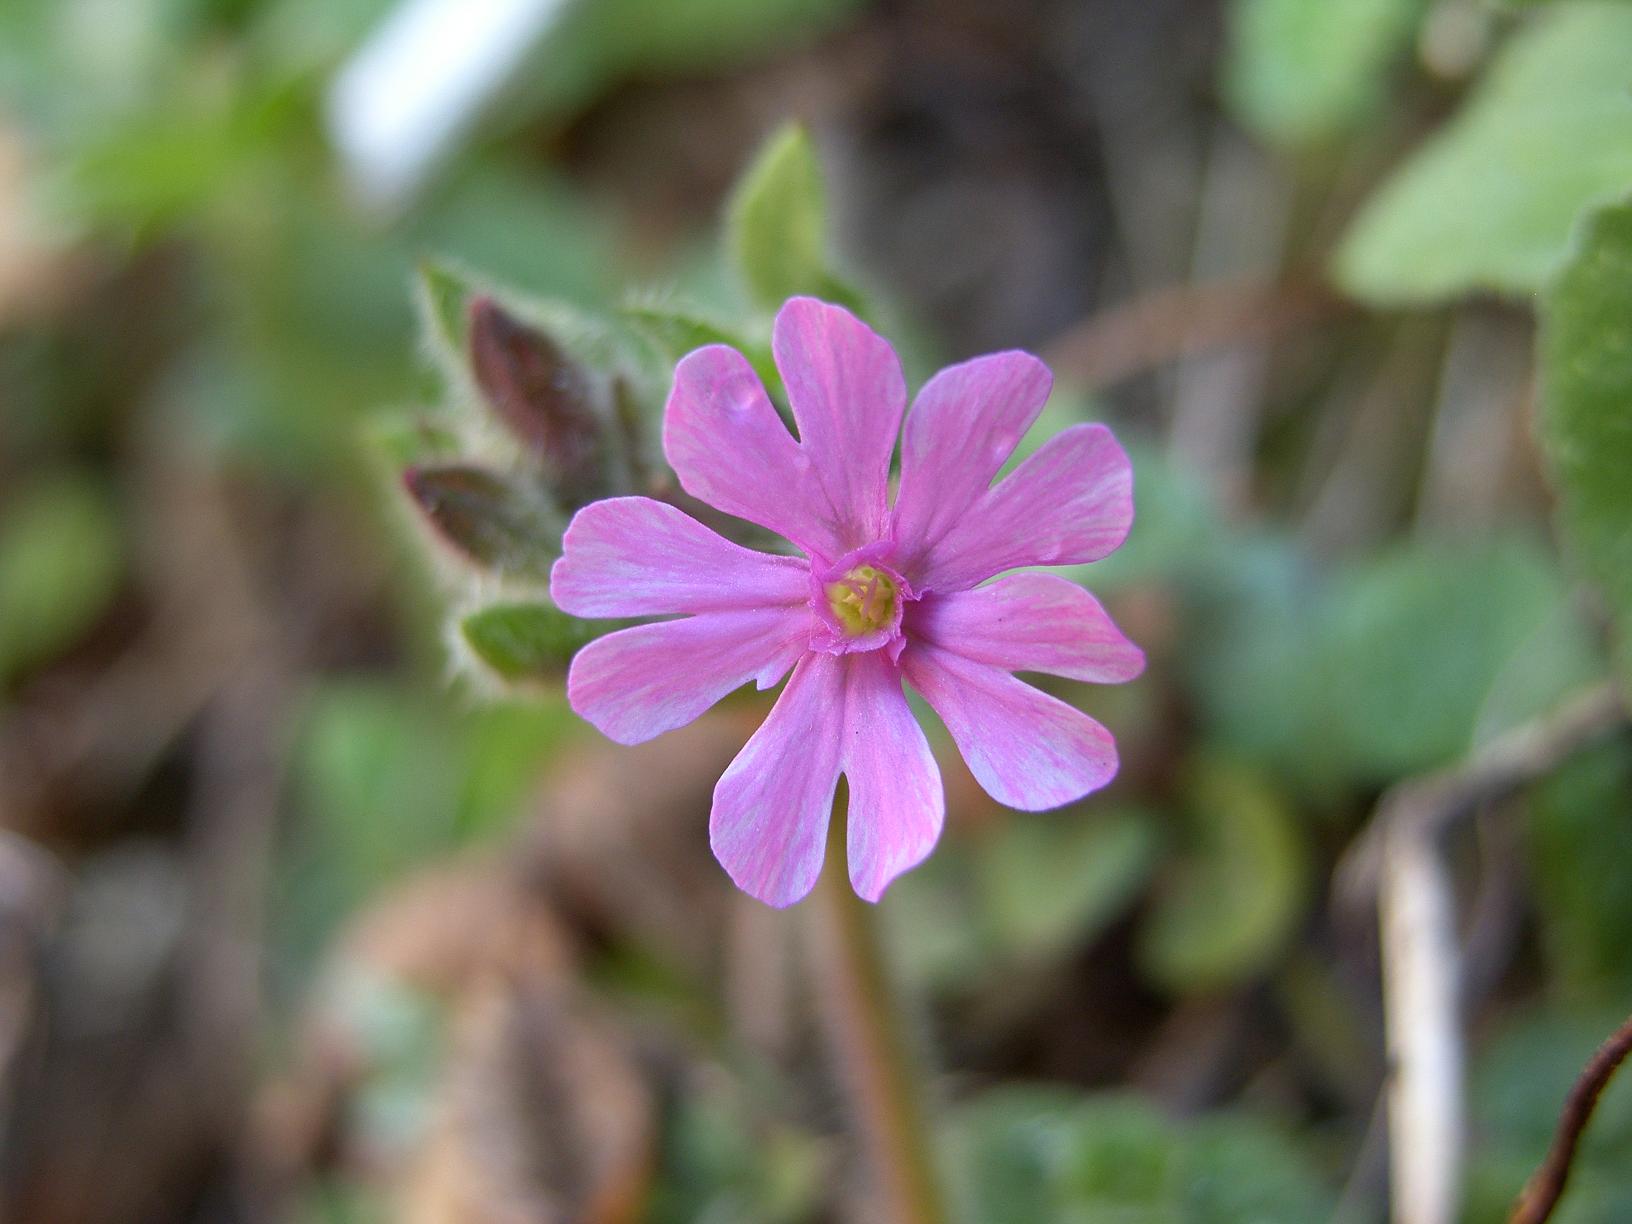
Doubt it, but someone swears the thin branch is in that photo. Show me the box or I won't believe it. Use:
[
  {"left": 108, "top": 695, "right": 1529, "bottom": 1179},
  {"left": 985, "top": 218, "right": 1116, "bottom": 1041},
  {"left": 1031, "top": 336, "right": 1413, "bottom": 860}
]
[
  {"left": 1337, "top": 683, "right": 1625, "bottom": 913},
  {"left": 1510, "top": 1010, "right": 1632, "bottom": 1224},
  {"left": 1332, "top": 683, "right": 1627, "bottom": 1224},
  {"left": 1041, "top": 276, "right": 1347, "bottom": 393},
  {"left": 809, "top": 800, "right": 951, "bottom": 1224}
]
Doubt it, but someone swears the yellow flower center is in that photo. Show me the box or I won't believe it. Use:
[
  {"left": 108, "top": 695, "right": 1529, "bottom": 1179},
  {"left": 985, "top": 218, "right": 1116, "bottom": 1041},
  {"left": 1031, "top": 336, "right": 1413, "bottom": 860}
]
[{"left": 824, "top": 564, "right": 900, "bottom": 637}]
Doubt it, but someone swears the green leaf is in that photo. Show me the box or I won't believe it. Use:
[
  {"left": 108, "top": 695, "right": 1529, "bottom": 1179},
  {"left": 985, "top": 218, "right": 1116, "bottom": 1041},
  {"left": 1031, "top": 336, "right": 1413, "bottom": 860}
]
[
  {"left": 620, "top": 297, "right": 782, "bottom": 395},
  {"left": 1527, "top": 741, "right": 1632, "bottom": 1000},
  {"left": 952, "top": 1088, "right": 1333, "bottom": 1222},
  {"left": 1184, "top": 536, "right": 1345, "bottom": 791},
  {"left": 1540, "top": 198, "right": 1632, "bottom": 690},
  {"left": 1322, "top": 536, "right": 1594, "bottom": 777},
  {"left": 1139, "top": 760, "right": 1306, "bottom": 992},
  {"left": 1224, "top": 0, "right": 1427, "bottom": 146},
  {"left": 505, "top": 0, "right": 864, "bottom": 132},
  {"left": 1178, "top": 1118, "right": 1339, "bottom": 1223},
  {"left": 726, "top": 123, "right": 861, "bottom": 313},
  {"left": 647, "top": 1077, "right": 825, "bottom": 1224},
  {"left": 980, "top": 810, "right": 1159, "bottom": 962},
  {"left": 414, "top": 258, "right": 476, "bottom": 366},
  {"left": 0, "top": 473, "right": 122, "bottom": 682},
  {"left": 363, "top": 414, "right": 464, "bottom": 470},
  {"left": 1334, "top": 3, "right": 1632, "bottom": 303},
  {"left": 279, "top": 680, "right": 575, "bottom": 972},
  {"left": 1186, "top": 532, "right": 1595, "bottom": 790},
  {"left": 458, "top": 601, "right": 604, "bottom": 684}
]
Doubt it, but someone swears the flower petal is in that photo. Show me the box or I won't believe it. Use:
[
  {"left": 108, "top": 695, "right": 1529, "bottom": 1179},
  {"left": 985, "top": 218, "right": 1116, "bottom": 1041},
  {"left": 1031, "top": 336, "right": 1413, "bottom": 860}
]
[
  {"left": 908, "top": 423, "right": 1134, "bottom": 594},
  {"left": 567, "top": 609, "right": 809, "bottom": 746},
  {"left": 550, "top": 496, "right": 810, "bottom": 617},
  {"left": 840, "top": 651, "right": 944, "bottom": 901},
  {"left": 662, "top": 344, "right": 844, "bottom": 559},
  {"left": 900, "top": 641, "right": 1119, "bottom": 810},
  {"left": 906, "top": 573, "right": 1145, "bottom": 683},
  {"left": 890, "top": 350, "right": 1052, "bottom": 572},
  {"left": 772, "top": 297, "right": 906, "bottom": 554},
  {"left": 710, "top": 652, "right": 845, "bottom": 907}
]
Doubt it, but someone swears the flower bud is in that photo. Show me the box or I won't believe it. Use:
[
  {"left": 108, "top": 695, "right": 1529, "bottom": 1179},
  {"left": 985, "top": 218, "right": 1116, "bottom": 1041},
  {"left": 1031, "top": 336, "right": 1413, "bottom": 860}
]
[{"left": 468, "top": 296, "right": 608, "bottom": 508}]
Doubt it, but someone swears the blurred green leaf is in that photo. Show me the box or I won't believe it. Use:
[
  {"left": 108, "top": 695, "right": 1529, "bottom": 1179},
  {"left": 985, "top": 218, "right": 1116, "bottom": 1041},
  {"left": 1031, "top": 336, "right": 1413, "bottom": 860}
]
[
  {"left": 647, "top": 1077, "right": 825, "bottom": 1224},
  {"left": 1073, "top": 442, "right": 1228, "bottom": 592},
  {"left": 1224, "top": 0, "right": 1426, "bottom": 146},
  {"left": 1540, "top": 197, "right": 1632, "bottom": 693},
  {"left": 981, "top": 810, "right": 1159, "bottom": 962},
  {"left": 1527, "top": 741, "right": 1632, "bottom": 1000},
  {"left": 953, "top": 1088, "right": 1332, "bottom": 1222},
  {"left": 280, "top": 681, "right": 577, "bottom": 974},
  {"left": 0, "top": 472, "right": 122, "bottom": 683},
  {"left": 1323, "top": 536, "right": 1593, "bottom": 777},
  {"left": 414, "top": 259, "right": 476, "bottom": 371},
  {"left": 1178, "top": 1117, "right": 1339, "bottom": 1223},
  {"left": 459, "top": 601, "right": 602, "bottom": 684},
  {"left": 1334, "top": 3, "right": 1632, "bottom": 302},
  {"left": 1140, "top": 760, "right": 1306, "bottom": 992},
  {"left": 509, "top": 0, "right": 864, "bottom": 127},
  {"left": 456, "top": 696, "right": 581, "bottom": 839},
  {"left": 1184, "top": 536, "right": 1344, "bottom": 791},
  {"left": 364, "top": 414, "right": 464, "bottom": 471},
  {"left": 1187, "top": 532, "right": 1594, "bottom": 790},
  {"left": 726, "top": 123, "right": 861, "bottom": 314}
]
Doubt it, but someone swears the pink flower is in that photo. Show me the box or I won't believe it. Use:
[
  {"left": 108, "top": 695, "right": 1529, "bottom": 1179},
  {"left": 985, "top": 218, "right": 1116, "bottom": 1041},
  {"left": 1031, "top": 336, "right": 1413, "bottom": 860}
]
[{"left": 550, "top": 297, "right": 1143, "bottom": 907}]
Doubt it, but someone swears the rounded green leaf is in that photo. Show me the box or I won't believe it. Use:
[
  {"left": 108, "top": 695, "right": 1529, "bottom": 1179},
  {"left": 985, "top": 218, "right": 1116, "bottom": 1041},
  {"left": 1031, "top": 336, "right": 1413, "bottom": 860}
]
[
  {"left": 1139, "top": 761, "right": 1306, "bottom": 992},
  {"left": 459, "top": 601, "right": 602, "bottom": 684},
  {"left": 1335, "top": 4, "right": 1632, "bottom": 302},
  {"left": 1225, "top": 0, "right": 1427, "bottom": 147},
  {"left": 726, "top": 123, "right": 863, "bottom": 314}
]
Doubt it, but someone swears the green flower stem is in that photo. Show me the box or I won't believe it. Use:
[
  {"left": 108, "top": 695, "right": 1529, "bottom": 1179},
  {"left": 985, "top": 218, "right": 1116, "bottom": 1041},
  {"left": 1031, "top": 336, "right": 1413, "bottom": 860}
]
[{"left": 810, "top": 797, "right": 953, "bottom": 1224}]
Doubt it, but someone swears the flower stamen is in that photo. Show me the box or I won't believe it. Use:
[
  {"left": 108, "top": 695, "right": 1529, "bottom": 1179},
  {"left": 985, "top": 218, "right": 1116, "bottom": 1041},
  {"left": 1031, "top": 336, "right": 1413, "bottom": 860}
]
[{"left": 826, "top": 564, "right": 900, "bottom": 637}]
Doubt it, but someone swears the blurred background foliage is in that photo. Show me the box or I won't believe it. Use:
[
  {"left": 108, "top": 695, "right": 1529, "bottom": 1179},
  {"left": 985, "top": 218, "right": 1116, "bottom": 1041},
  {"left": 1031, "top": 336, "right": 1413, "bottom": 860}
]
[{"left": 3, "top": 0, "right": 1632, "bottom": 1221}]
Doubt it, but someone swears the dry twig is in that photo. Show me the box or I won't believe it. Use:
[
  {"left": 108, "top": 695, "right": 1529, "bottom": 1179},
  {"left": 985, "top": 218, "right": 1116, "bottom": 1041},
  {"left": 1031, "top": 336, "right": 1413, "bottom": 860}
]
[
  {"left": 1042, "top": 276, "right": 1346, "bottom": 393},
  {"left": 1336, "top": 683, "right": 1626, "bottom": 1224},
  {"left": 1510, "top": 1010, "right": 1632, "bottom": 1224}
]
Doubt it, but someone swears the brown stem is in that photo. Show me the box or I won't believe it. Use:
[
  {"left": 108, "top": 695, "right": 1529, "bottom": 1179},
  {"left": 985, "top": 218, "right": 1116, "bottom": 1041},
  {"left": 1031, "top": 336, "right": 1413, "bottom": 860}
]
[
  {"left": 1041, "top": 276, "right": 1347, "bottom": 393},
  {"left": 809, "top": 799, "right": 952, "bottom": 1224},
  {"left": 1510, "top": 1009, "right": 1632, "bottom": 1224}
]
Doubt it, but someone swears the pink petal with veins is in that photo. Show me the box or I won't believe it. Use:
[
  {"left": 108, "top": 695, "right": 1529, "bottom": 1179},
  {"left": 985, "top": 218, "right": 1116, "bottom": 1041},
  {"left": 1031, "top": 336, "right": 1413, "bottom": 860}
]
[
  {"left": 891, "top": 350, "right": 1052, "bottom": 576},
  {"left": 772, "top": 297, "right": 906, "bottom": 555},
  {"left": 567, "top": 608, "right": 809, "bottom": 746},
  {"left": 908, "top": 423, "right": 1133, "bottom": 594},
  {"left": 710, "top": 652, "right": 846, "bottom": 907},
  {"left": 551, "top": 496, "right": 809, "bottom": 617},
  {"left": 901, "top": 640, "right": 1119, "bottom": 810},
  {"left": 840, "top": 651, "right": 944, "bottom": 901},
  {"left": 662, "top": 345, "right": 843, "bottom": 561},
  {"left": 906, "top": 572, "right": 1144, "bottom": 684}
]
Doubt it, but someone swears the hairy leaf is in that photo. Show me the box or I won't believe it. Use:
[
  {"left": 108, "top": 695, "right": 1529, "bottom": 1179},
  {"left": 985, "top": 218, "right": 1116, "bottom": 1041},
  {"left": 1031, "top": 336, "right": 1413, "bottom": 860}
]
[{"left": 1540, "top": 198, "right": 1632, "bottom": 690}]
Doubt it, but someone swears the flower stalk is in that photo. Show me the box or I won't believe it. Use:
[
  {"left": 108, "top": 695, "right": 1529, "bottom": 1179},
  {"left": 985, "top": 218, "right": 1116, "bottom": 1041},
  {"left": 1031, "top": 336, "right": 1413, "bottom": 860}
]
[{"left": 810, "top": 794, "right": 953, "bottom": 1224}]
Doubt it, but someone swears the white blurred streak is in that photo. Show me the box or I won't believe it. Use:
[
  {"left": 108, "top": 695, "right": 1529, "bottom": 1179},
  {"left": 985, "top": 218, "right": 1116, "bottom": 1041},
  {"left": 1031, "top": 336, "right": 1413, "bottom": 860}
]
[
  {"left": 327, "top": 0, "right": 568, "bottom": 211},
  {"left": 1380, "top": 822, "right": 1463, "bottom": 1224}
]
